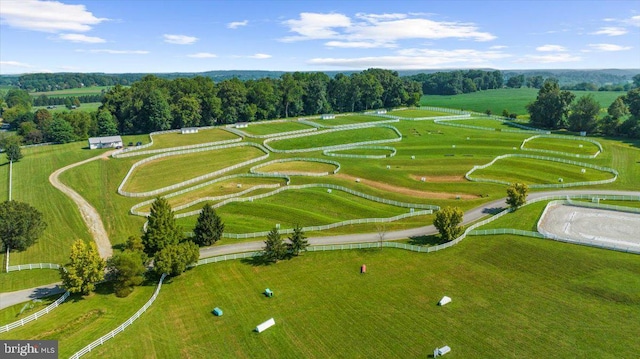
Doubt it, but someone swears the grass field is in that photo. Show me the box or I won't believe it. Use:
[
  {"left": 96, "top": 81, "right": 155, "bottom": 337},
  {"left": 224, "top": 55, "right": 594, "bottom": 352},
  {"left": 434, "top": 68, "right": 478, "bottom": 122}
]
[
  {"left": 238, "top": 121, "right": 315, "bottom": 136},
  {"left": 32, "top": 102, "right": 102, "bottom": 113},
  {"left": 30, "top": 86, "right": 113, "bottom": 97},
  {"left": 326, "top": 147, "right": 395, "bottom": 157},
  {"left": 0, "top": 269, "right": 61, "bottom": 293},
  {"left": 309, "top": 114, "right": 393, "bottom": 127},
  {"left": 442, "top": 117, "right": 527, "bottom": 131},
  {"left": 391, "top": 109, "right": 451, "bottom": 118},
  {"left": 522, "top": 137, "right": 601, "bottom": 156},
  {"left": 267, "top": 126, "right": 400, "bottom": 151},
  {"left": 175, "top": 187, "right": 416, "bottom": 232},
  {"left": 421, "top": 88, "right": 623, "bottom": 116},
  {"left": 255, "top": 160, "right": 337, "bottom": 174},
  {"left": 122, "top": 145, "right": 266, "bottom": 193},
  {"left": 148, "top": 128, "right": 239, "bottom": 149},
  {"left": 471, "top": 157, "right": 615, "bottom": 185},
  {"left": 5, "top": 236, "right": 632, "bottom": 358}
]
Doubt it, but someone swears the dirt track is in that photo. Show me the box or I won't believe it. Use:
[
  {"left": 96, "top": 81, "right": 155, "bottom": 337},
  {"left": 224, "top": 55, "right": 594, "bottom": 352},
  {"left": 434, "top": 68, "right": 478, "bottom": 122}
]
[{"left": 48, "top": 151, "right": 114, "bottom": 259}]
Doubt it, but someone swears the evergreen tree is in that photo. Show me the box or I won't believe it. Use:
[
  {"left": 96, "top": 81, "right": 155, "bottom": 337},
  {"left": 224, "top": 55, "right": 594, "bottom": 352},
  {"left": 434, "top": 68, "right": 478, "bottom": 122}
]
[
  {"left": 60, "top": 240, "right": 105, "bottom": 295},
  {"left": 263, "top": 227, "right": 286, "bottom": 263},
  {"left": 193, "top": 203, "right": 224, "bottom": 246},
  {"left": 142, "top": 197, "right": 182, "bottom": 257},
  {"left": 287, "top": 224, "right": 308, "bottom": 256},
  {"left": 154, "top": 241, "right": 199, "bottom": 276},
  {"left": 0, "top": 200, "right": 46, "bottom": 253},
  {"left": 107, "top": 250, "right": 146, "bottom": 297}
]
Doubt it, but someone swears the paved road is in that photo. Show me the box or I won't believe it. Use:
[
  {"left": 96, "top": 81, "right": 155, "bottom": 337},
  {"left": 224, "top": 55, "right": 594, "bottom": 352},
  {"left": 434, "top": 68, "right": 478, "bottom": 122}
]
[
  {"left": 0, "top": 283, "right": 65, "bottom": 310},
  {"left": 3, "top": 189, "right": 639, "bottom": 310}
]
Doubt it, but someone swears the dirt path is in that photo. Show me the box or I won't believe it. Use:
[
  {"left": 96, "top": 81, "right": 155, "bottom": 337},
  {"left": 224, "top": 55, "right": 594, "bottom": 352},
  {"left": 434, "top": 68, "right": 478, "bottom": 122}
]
[{"left": 48, "top": 151, "right": 114, "bottom": 259}]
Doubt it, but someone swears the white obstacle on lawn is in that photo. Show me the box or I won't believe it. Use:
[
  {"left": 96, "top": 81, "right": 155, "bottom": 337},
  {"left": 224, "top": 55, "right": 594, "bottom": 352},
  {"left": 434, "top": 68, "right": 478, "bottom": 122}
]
[
  {"left": 255, "top": 318, "right": 275, "bottom": 333},
  {"left": 434, "top": 345, "right": 451, "bottom": 357},
  {"left": 438, "top": 296, "right": 452, "bottom": 306}
]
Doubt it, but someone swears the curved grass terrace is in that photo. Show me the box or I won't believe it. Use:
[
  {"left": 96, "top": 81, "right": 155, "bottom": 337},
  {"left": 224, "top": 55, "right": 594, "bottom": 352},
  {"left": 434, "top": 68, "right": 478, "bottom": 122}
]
[{"left": 265, "top": 126, "right": 401, "bottom": 151}]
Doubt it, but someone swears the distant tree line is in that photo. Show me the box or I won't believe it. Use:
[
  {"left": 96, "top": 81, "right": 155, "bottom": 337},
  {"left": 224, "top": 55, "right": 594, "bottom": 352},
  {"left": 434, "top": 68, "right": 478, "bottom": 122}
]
[
  {"left": 527, "top": 75, "right": 640, "bottom": 138},
  {"left": 100, "top": 69, "right": 422, "bottom": 134},
  {"left": 407, "top": 70, "right": 504, "bottom": 95},
  {"left": 32, "top": 94, "right": 104, "bottom": 107}
]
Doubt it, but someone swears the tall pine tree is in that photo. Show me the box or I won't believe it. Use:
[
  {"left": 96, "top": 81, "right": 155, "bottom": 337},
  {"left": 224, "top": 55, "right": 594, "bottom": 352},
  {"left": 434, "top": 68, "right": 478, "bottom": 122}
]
[
  {"left": 142, "top": 197, "right": 182, "bottom": 257},
  {"left": 192, "top": 203, "right": 224, "bottom": 246},
  {"left": 263, "top": 227, "right": 286, "bottom": 263}
]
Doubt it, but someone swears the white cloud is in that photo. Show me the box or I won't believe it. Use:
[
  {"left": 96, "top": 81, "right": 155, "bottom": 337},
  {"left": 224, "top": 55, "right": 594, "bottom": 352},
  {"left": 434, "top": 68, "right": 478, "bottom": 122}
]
[
  {"left": 248, "top": 53, "right": 271, "bottom": 59},
  {"left": 588, "top": 43, "right": 632, "bottom": 51},
  {"left": 163, "top": 34, "right": 198, "bottom": 45},
  {"left": 187, "top": 52, "right": 217, "bottom": 58},
  {"left": 227, "top": 20, "right": 248, "bottom": 29},
  {"left": 58, "top": 33, "right": 106, "bottom": 43},
  {"left": 625, "top": 15, "right": 640, "bottom": 27},
  {"left": 489, "top": 45, "right": 508, "bottom": 50},
  {"left": 516, "top": 53, "right": 581, "bottom": 64},
  {"left": 309, "top": 48, "right": 510, "bottom": 69},
  {"left": 591, "top": 27, "right": 627, "bottom": 36},
  {"left": 282, "top": 12, "right": 496, "bottom": 47},
  {"left": 0, "top": 0, "right": 107, "bottom": 32},
  {"left": 325, "top": 41, "right": 395, "bottom": 48},
  {"left": 77, "top": 49, "right": 149, "bottom": 54},
  {"left": 536, "top": 45, "right": 567, "bottom": 52},
  {"left": 0, "top": 60, "right": 33, "bottom": 68}
]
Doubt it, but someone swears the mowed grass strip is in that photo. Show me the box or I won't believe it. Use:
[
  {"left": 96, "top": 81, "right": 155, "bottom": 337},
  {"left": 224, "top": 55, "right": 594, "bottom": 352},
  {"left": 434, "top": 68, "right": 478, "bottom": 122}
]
[
  {"left": 0, "top": 283, "right": 156, "bottom": 358},
  {"left": 256, "top": 160, "right": 337, "bottom": 174},
  {"left": 176, "top": 187, "right": 411, "bottom": 232},
  {"left": 238, "top": 121, "right": 315, "bottom": 136},
  {"left": 149, "top": 128, "right": 239, "bottom": 149},
  {"left": 31, "top": 86, "right": 113, "bottom": 97},
  {"left": 313, "top": 114, "right": 393, "bottom": 126},
  {"left": 328, "top": 147, "right": 394, "bottom": 156},
  {"left": 82, "top": 236, "right": 640, "bottom": 358},
  {"left": 32, "top": 102, "right": 102, "bottom": 113},
  {"left": 0, "top": 269, "right": 61, "bottom": 293},
  {"left": 523, "top": 137, "right": 601, "bottom": 156},
  {"left": 477, "top": 201, "right": 550, "bottom": 231},
  {"left": 122, "top": 146, "right": 266, "bottom": 193},
  {"left": 445, "top": 118, "right": 526, "bottom": 131},
  {"left": 268, "top": 126, "right": 399, "bottom": 151},
  {"left": 471, "top": 157, "right": 615, "bottom": 185},
  {"left": 391, "top": 109, "right": 452, "bottom": 118}
]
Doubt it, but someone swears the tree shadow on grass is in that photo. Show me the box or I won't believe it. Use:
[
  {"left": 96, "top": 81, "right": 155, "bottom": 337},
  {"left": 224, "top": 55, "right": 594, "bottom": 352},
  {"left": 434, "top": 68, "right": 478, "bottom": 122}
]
[
  {"left": 408, "top": 234, "right": 446, "bottom": 246},
  {"left": 240, "top": 255, "right": 275, "bottom": 267},
  {"left": 482, "top": 206, "right": 506, "bottom": 215}
]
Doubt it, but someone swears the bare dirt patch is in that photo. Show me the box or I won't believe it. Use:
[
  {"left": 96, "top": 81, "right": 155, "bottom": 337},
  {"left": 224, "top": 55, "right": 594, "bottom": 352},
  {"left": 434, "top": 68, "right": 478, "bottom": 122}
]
[
  {"left": 335, "top": 174, "right": 478, "bottom": 200},
  {"left": 410, "top": 174, "right": 467, "bottom": 183}
]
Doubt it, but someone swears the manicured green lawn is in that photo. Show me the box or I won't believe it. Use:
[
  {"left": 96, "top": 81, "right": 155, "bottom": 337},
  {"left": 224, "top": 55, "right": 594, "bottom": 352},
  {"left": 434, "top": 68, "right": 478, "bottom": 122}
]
[
  {"left": 176, "top": 187, "right": 416, "bottom": 232},
  {"left": 256, "top": 160, "right": 337, "bottom": 174},
  {"left": 267, "top": 126, "right": 400, "bottom": 151},
  {"left": 31, "top": 86, "right": 112, "bottom": 97},
  {"left": 238, "top": 121, "right": 315, "bottom": 136},
  {"left": 443, "top": 117, "right": 530, "bottom": 131},
  {"left": 66, "top": 236, "right": 640, "bottom": 359},
  {"left": 522, "top": 137, "right": 601, "bottom": 156},
  {"left": 421, "top": 88, "right": 623, "bottom": 117},
  {"left": 0, "top": 282, "right": 156, "bottom": 358},
  {"left": 470, "top": 157, "right": 615, "bottom": 185},
  {"left": 477, "top": 201, "right": 549, "bottom": 231},
  {"left": 121, "top": 145, "right": 266, "bottom": 193},
  {"left": 149, "top": 128, "right": 239, "bottom": 149},
  {"left": 392, "top": 109, "right": 451, "bottom": 118},
  {"left": 310, "top": 114, "right": 393, "bottom": 127},
  {"left": 0, "top": 269, "right": 61, "bottom": 293}
]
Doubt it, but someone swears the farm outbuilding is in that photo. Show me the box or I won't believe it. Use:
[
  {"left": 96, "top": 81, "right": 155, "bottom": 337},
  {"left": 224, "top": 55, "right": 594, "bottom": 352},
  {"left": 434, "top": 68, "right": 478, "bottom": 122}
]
[
  {"left": 321, "top": 114, "right": 336, "bottom": 119},
  {"left": 88, "top": 135, "right": 123, "bottom": 149},
  {"left": 181, "top": 127, "right": 198, "bottom": 134},
  {"left": 235, "top": 122, "right": 249, "bottom": 128}
]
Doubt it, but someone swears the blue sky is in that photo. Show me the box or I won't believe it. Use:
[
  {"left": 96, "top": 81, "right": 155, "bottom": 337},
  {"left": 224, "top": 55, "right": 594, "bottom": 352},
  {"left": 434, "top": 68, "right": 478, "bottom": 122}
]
[{"left": 1, "top": 0, "right": 639, "bottom": 74}]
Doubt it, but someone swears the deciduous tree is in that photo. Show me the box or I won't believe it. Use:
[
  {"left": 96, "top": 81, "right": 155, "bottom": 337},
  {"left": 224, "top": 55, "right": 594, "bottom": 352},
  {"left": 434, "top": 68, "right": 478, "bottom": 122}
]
[
  {"left": 526, "top": 79, "right": 575, "bottom": 129},
  {"left": 60, "top": 240, "right": 105, "bottom": 295},
  {"left": 153, "top": 241, "right": 199, "bottom": 276},
  {"left": 433, "top": 206, "right": 464, "bottom": 242},
  {"left": 568, "top": 94, "right": 600, "bottom": 133},
  {"left": 506, "top": 183, "right": 529, "bottom": 210},
  {"left": 107, "top": 250, "right": 146, "bottom": 297},
  {"left": 0, "top": 200, "right": 46, "bottom": 255}
]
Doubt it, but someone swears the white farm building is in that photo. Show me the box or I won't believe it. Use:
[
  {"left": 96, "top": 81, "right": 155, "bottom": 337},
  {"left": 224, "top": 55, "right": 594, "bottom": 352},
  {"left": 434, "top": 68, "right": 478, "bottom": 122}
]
[{"left": 88, "top": 136, "right": 123, "bottom": 149}]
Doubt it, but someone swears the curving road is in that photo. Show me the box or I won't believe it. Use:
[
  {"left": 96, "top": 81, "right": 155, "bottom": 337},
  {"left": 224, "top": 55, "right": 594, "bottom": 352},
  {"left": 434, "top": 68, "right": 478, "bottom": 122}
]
[{"left": 48, "top": 150, "right": 115, "bottom": 259}]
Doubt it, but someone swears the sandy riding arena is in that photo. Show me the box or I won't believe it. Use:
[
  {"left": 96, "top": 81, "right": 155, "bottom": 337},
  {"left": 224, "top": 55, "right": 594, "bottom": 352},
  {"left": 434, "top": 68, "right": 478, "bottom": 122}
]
[{"left": 538, "top": 204, "right": 640, "bottom": 250}]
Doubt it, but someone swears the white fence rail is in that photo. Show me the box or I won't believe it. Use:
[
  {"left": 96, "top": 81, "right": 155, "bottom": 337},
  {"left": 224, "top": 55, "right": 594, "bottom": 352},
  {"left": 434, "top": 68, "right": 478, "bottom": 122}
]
[
  {"left": 249, "top": 157, "right": 341, "bottom": 176},
  {"left": 7, "top": 263, "right": 60, "bottom": 272},
  {"left": 117, "top": 142, "right": 270, "bottom": 198},
  {"left": 323, "top": 145, "right": 397, "bottom": 159},
  {"left": 520, "top": 134, "right": 603, "bottom": 159},
  {"left": 465, "top": 153, "right": 618, "bottom": 188},
  {"left": 68, "top": 273, "right": 167, "bottom": 359},
  {"left": 0, "top": 291, "right": 70, "bottom": 333}
]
